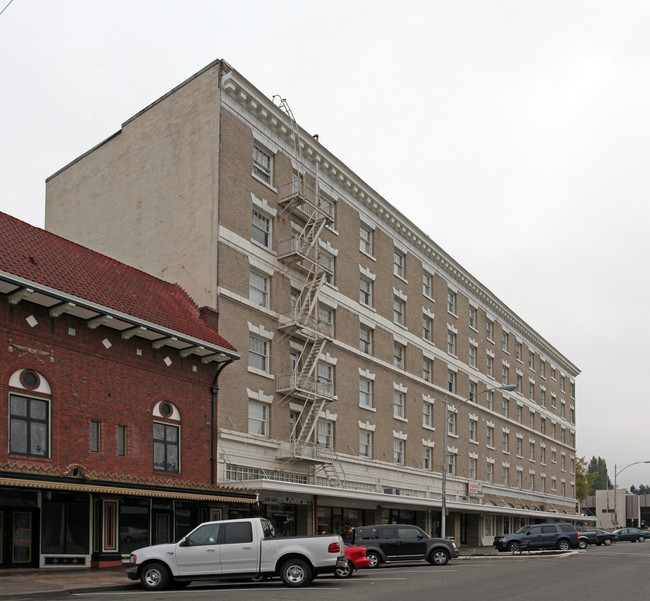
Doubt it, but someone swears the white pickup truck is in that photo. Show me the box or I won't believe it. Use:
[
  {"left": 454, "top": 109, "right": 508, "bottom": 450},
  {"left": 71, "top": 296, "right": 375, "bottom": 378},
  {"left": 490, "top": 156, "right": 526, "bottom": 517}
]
[{"left": 126, "top": 517, "right": 346, "bottom": 590}]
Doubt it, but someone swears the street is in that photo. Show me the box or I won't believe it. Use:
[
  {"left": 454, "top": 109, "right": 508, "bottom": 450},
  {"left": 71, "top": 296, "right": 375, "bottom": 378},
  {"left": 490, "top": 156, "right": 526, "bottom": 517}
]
[{"left": 46, "top": 544, "right": 650, "bottom": 601}]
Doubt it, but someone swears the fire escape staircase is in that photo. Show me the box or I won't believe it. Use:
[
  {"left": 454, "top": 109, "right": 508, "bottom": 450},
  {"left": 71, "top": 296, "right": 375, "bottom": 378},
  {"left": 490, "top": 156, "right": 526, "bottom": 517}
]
[{"left": 273, "top": 98, "right": 343, "bottom": 487}]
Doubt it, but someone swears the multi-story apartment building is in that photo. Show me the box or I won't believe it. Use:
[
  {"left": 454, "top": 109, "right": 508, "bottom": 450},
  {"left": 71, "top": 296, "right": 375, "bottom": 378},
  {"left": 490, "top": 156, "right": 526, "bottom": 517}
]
[{"left": 44, "top": 59, "right": 584, "bottom": 545}]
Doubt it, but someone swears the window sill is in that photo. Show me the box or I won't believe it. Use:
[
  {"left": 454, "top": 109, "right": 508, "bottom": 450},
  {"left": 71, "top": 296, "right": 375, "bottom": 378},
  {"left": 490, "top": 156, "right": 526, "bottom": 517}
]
[
  {"left": 393, "top": 415, "right": 408, "bottom": 423},
  {"left": 247, "top": 367, "right": 275, "bottom": 380},
  {"left": 251, "top": 172, "right": 278, "bottom": 193},
  {"left": 423, "top": 424, "right": 435, "bottom": 432},
  {"left": 360, "top": 250, "right": 376, "bottom": 262},
  {"left": 359, "top": 404, "right": 376, "bottom": 412}
]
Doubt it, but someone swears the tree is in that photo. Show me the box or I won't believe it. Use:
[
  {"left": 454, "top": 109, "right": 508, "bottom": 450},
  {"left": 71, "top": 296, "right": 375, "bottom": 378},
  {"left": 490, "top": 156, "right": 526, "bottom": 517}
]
[
  {"left": 587, "top": 456, "right": 611, "bottom": 494},
  {"left": 576, "top": 457, "right": 597, "bottom": 501}
]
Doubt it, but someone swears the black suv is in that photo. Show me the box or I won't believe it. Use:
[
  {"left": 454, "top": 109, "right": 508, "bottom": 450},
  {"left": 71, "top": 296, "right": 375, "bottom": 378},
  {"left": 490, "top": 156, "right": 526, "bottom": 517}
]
[
  {"left": 351, "top": 524, "right": 459, "bottom": 567},
  {"left": 493, "top": 522, "right": 580, "bottom": 552}
]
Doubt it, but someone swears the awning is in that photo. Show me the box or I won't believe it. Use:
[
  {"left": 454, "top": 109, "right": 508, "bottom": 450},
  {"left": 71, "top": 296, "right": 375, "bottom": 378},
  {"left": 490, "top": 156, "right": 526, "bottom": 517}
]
[{"left": 0, "top": 477, "right": 258, "bottom": 504}]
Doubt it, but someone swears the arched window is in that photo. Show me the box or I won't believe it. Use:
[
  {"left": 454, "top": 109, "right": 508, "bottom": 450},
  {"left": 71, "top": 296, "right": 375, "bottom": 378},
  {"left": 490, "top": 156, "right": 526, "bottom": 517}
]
[{"left": 8, "top": 370, "right": 51, "bottom": 458}]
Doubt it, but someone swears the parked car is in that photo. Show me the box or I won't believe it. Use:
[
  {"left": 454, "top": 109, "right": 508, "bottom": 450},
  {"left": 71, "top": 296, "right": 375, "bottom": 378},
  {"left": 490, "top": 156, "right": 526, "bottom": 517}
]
[
  {"left": 579, "top": 529, "right": 618, "bottom": 546},
  {"left": 334, "top": 545, "right": 371, "bottom": 578},
  {"left": 127, "top": 517, "right": 346, "bottom": 590},
  {"left": 350, "top": 524, "right": 459, "bottom": 567},
  {"left": 612, "top": 527, "right": 649, "bottom": 542},
  {"left": 493, "top": 522, "right": 580, "bottom": 552}
]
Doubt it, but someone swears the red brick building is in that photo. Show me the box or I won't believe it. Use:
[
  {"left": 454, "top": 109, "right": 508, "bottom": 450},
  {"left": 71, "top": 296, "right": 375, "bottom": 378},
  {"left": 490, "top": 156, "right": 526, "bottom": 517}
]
[{"left": 0, "top": 211, "right": 256, "bottom": 568}]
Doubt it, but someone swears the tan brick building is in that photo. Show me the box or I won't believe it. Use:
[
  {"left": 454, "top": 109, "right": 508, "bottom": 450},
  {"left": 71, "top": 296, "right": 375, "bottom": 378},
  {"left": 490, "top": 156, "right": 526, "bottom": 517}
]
[{"left": 45, "top": 59, "right": 585, "bottom": 545}]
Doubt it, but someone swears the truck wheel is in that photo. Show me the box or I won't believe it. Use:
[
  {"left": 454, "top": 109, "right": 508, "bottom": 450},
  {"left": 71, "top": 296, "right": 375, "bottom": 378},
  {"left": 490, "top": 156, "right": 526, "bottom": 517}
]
[
  {"left": 365, "top": 550, "right": 381, "bottom": 568},
  {"left": 427, "top": 549, "right": 450, "bottom": 566},
  {"left": 279, "top": 558, "right": 313, "bottom": 587},
  {"left": 507, "top": 541, "right": 521, "bottom": 553},
  {"left": 557, "top": 539, "right": 571, "bottom": 551},
  {"left": 578, "top": 538, "right": 588, "bottom": 549},
  {"left": 140, "top": 562, "right": 171, "bottom": 591},
  {"left": 334, "top": 559, "right": 354, "bottom": 578}
]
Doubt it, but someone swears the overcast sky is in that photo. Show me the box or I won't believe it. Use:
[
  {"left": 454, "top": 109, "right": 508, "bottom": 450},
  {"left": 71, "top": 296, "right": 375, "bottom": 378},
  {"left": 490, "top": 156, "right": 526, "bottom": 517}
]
[{"left": 2, "top": 0, "right": 649, "bottom": 489}]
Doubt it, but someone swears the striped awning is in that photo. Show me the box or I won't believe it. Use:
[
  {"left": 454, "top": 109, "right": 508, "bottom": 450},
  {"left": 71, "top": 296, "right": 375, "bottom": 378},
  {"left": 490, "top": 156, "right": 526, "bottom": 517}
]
[{"left": 0, "top": 476, "right": 258, "bottom": 504}]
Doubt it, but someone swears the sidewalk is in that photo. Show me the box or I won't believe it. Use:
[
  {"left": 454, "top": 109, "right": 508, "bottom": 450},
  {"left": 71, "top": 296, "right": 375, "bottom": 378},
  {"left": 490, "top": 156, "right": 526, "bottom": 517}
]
[{"left": 0, "top": 565, "right": 132, "bottom": 599}]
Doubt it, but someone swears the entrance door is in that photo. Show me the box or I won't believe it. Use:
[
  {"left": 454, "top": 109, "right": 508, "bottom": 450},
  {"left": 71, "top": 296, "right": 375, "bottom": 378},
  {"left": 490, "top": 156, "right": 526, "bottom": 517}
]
[
  {"left": 152, "top": 510, "right": 173, "bottom": 545},
  {"left": 0, "top": 508, "right": 39, "bottom": 568}
]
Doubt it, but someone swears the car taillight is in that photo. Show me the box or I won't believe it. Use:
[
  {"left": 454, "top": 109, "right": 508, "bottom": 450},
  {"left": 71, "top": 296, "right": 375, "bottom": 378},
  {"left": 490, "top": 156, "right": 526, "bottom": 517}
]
[{"left": 328, "top": 542, "right": 341, "bottom": 553}]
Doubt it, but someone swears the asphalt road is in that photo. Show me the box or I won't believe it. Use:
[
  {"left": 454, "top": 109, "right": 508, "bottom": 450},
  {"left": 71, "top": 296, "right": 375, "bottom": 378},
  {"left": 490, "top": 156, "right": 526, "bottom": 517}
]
[{"left": 51, "top": 543, "right": 650, "bottom": 601}]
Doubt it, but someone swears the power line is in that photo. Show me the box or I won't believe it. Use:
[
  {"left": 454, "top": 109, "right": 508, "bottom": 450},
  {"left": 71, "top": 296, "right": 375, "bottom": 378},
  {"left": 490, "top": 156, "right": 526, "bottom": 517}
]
[{"left": 0, "top": 0, "right": 15, "bottom": 17}]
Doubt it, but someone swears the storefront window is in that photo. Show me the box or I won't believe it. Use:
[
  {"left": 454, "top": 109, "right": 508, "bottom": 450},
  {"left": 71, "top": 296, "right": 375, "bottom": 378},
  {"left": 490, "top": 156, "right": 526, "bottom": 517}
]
[
  {"left": 41, "top": 492, "right": 89, "bottom": 554},
  {"left": 120, "top": 498, "right": 149, "bottom": 554}
]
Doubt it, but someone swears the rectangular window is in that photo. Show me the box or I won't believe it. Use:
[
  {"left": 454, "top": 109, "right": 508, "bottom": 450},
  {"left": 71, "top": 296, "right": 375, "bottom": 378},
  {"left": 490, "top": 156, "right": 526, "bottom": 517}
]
[
  {"left": 502, "top": 364, "right": 509, "bottom": 386},
  {"left": 447, "top": 411, "right": 457, "bottom": 435},
  {"left": 516, "top": 438, "right": 523, "bottom": 457},
  {"left": 486, "top": 319, "right": 494, "bottom": 341},
  {"left": 486, "top": 426, "right": 494, "bottom": 448},
  {"left": 517, "top": 471, "right": 523, "bottom": 488},
  {"left": 253, "top": 146, "right": 272, "bottom": 183},
  {"left": 251, "top": 210, "right": 271, "bottom": 247},
  {"left": 360, "top": 224, "right": 373, "bottom": 255},
  {"left": 249, "top": 335, "right": 268, "bottom": 372},
  {"left": 423, "top": 272, "right": 433, "bottom": 298},
  {"left": 447, "top": 453, "right": 456, "bottom": 476},
  {"left": 249, "top": 270, "right": 269, "bottom": 307},
  {"left": 319, "top": 195, "right": 336, "bottom": 226},
  {"left": 447, "top": 369, "right": 456, "bottom": 393},
  {"left": 90, "top": 420, "right": 101, "bottom": 453},
  {"left": 515, "top": 341, "right": 522, "bottom": 361},
  {"left": 393, "top": 343, "right": 405, "bottom": 369},
  {"left": 318, "top": 249, "right": 335, "bottom": 285},
  {"left": 153, "top": 423, "right": 180, "bottom": 473},
  {"left": 360, "top": 275, "right": 373, "bottom": 306},
  {"left": 529, "top": 351, "right": 535, "bottom": 371},
  {"left": 423, "top": 401, "right": 434, "bottom": 428},
  {"left": 529, "top": 381, "right": 535, "bottom": 401},
  {"left": 485, "top": 390, "right": 493, "bottom": 411},
  {"left": 393, "top": 438, "right": 405, "bottom": 465},
  {"left": 469, "top": 306, "right": 477, "bottom": 329},
  {"left": 422, "top": 316, "right": 433, "bottom": 341},
  {"left": 469, "top": 345, "right": 477, "bottom": 368},
  {"left": 393, "top": 391, "right": 405, "bottom": 419},
  {"left": 359, "top": 378, "right": 373, "bottom": 408},
  {"left": 317, "top": 419, "right": 334, "bottom": 449},
  {"left": 423, "top": 447, "right": 433, "bottom": 470},
  {"left": 502, "top": 466, "right": 509, "bottom": 486},
  {"left": 469, "top": 457, "right": 477, "bottom": 479},
  {"left": 540, "top": 360, "right": 546, "bottom": 378},
  {"left": 447, "top": 331, "right": 456, "bottom": 356},
  {"left": 9, "top": 394, "right": 49, "bottom": 457},
  {"left": 422, "top": 357, "right": 432, "bottom": 382},
  {"left": 248, "top": 401, "right": 268, "bottom": 436},
  {"left": 318, "top": 306, "right": 334, "bottom": 337},
  {"left": 502, "top": 398, "right": 509, "bottom": 418},
  {"left": 486, "top": 463, "right": 494, "bottom": 483},
  {"left": 360, "top": 325, "right": 372, "bottom": 354},
  {"left": 359, "top": 430, "right": 372, "bottom": 458},
  {"left": 317, "top": 362, "right": 334, "bottom": 396},
  {"left": 447, "top": 289, "right": 457, "bottom": 314},
  {"left": 486, "top": 355, "right": 494, "bottom": 377},
  {"left": 469, "top": 420, "right": 477, "bottom": 442},
  {"left": 541, "top": 446, "right": 546, "bottom": 464},
  {"left": 393, "top": 249, "right": 405, "bottom": 278},
  {"left": 530, "top": 442, "right": 536, "bottom": 461},
  {"left": 117, "top": 425, "right": 127, "bottom": 457},
  {"left": 469, "top": 380, "right": 478, "bottom": 400},
  {"left": 502, "top": 431, "right": 509, "bottom": 453},
  {"left": 502, "top": 332, "right": 509, "bottom": 352},
  {"left": 393, "top": 297, "right": 405, "bottom": 325}
]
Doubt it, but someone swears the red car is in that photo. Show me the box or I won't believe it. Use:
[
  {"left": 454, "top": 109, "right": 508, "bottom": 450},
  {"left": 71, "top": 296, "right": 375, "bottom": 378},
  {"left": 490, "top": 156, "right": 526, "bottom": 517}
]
[{"left": 335, "top": 545, "right": 371, "bottom": 578}]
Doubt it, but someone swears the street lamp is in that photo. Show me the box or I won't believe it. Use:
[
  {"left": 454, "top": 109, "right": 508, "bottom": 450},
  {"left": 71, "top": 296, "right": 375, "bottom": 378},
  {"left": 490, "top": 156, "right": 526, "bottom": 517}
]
[
  {"left": 613, "top": 460, "right": 650, "bottom": 527},
  {"left": 440, "top": 383, "right": 517, "bottom": 540}
]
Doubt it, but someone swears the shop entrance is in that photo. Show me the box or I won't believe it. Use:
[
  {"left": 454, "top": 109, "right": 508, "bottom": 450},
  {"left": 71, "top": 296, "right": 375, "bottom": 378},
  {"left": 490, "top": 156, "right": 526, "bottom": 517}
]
[{"left": 0, "top": 508, "right": 39, "bottom": 568}]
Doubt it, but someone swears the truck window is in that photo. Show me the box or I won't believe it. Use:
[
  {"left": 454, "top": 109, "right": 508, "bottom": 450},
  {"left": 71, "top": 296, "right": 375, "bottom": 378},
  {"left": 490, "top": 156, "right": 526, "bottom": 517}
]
[
  {"left": 223, "top": 522, "right": 253, "bottom": 544},
  {"left": 186, "top": 524, "right": 220, "bottom": 546},
  {"left": 261, "top": 520, "right": 275, "bottom": 539}
]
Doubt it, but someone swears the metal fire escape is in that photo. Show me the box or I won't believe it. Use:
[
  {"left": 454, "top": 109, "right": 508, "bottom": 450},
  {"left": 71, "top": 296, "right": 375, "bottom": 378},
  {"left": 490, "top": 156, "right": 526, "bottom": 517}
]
[{"left": 273, "top": 97, "right": 343, "bottom": 487}]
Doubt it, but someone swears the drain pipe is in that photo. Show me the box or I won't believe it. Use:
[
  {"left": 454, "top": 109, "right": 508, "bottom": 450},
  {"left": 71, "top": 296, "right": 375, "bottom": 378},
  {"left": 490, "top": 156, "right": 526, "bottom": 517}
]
[{"left": 210, "top": 359, "right": 234, "bottom": 486}]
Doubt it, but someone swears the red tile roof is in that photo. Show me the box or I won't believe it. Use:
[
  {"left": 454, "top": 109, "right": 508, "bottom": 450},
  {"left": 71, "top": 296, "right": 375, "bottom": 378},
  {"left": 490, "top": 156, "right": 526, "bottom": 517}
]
[{"left": 0, "top": 211, "right": 236, "bottom": 352}]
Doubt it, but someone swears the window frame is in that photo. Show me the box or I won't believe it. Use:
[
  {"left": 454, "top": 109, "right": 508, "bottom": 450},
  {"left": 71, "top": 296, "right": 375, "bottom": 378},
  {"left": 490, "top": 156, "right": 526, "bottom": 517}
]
[
  {"left": 253, "top": 145, "right": 273, "bottom": 184},
  {"left": 153, "top": 421, "right": 180, "bottom": 473},
  {"left": 9, "top": 393, "right": 50, "bottom": 458},
  {"left": 251, "top": 209, "right": 271, "bottom": 248}
]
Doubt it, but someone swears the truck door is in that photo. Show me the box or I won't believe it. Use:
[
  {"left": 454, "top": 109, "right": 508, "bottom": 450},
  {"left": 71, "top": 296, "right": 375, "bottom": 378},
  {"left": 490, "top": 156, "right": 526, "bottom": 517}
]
[
  {"left": 219, "top": 521, "right": 258, "bottom": 574},
  {"left": 524, "top": 525, "right": 544, "bottom": 549},
  {"left": 175, "top": 523, "right": 222, "bottom": 576},
  {"left": 396, "top": 526, "right": 428, "bottom": 559},
  {"left": 378, "top": 526, "right": 399, "bottom": 559}
]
